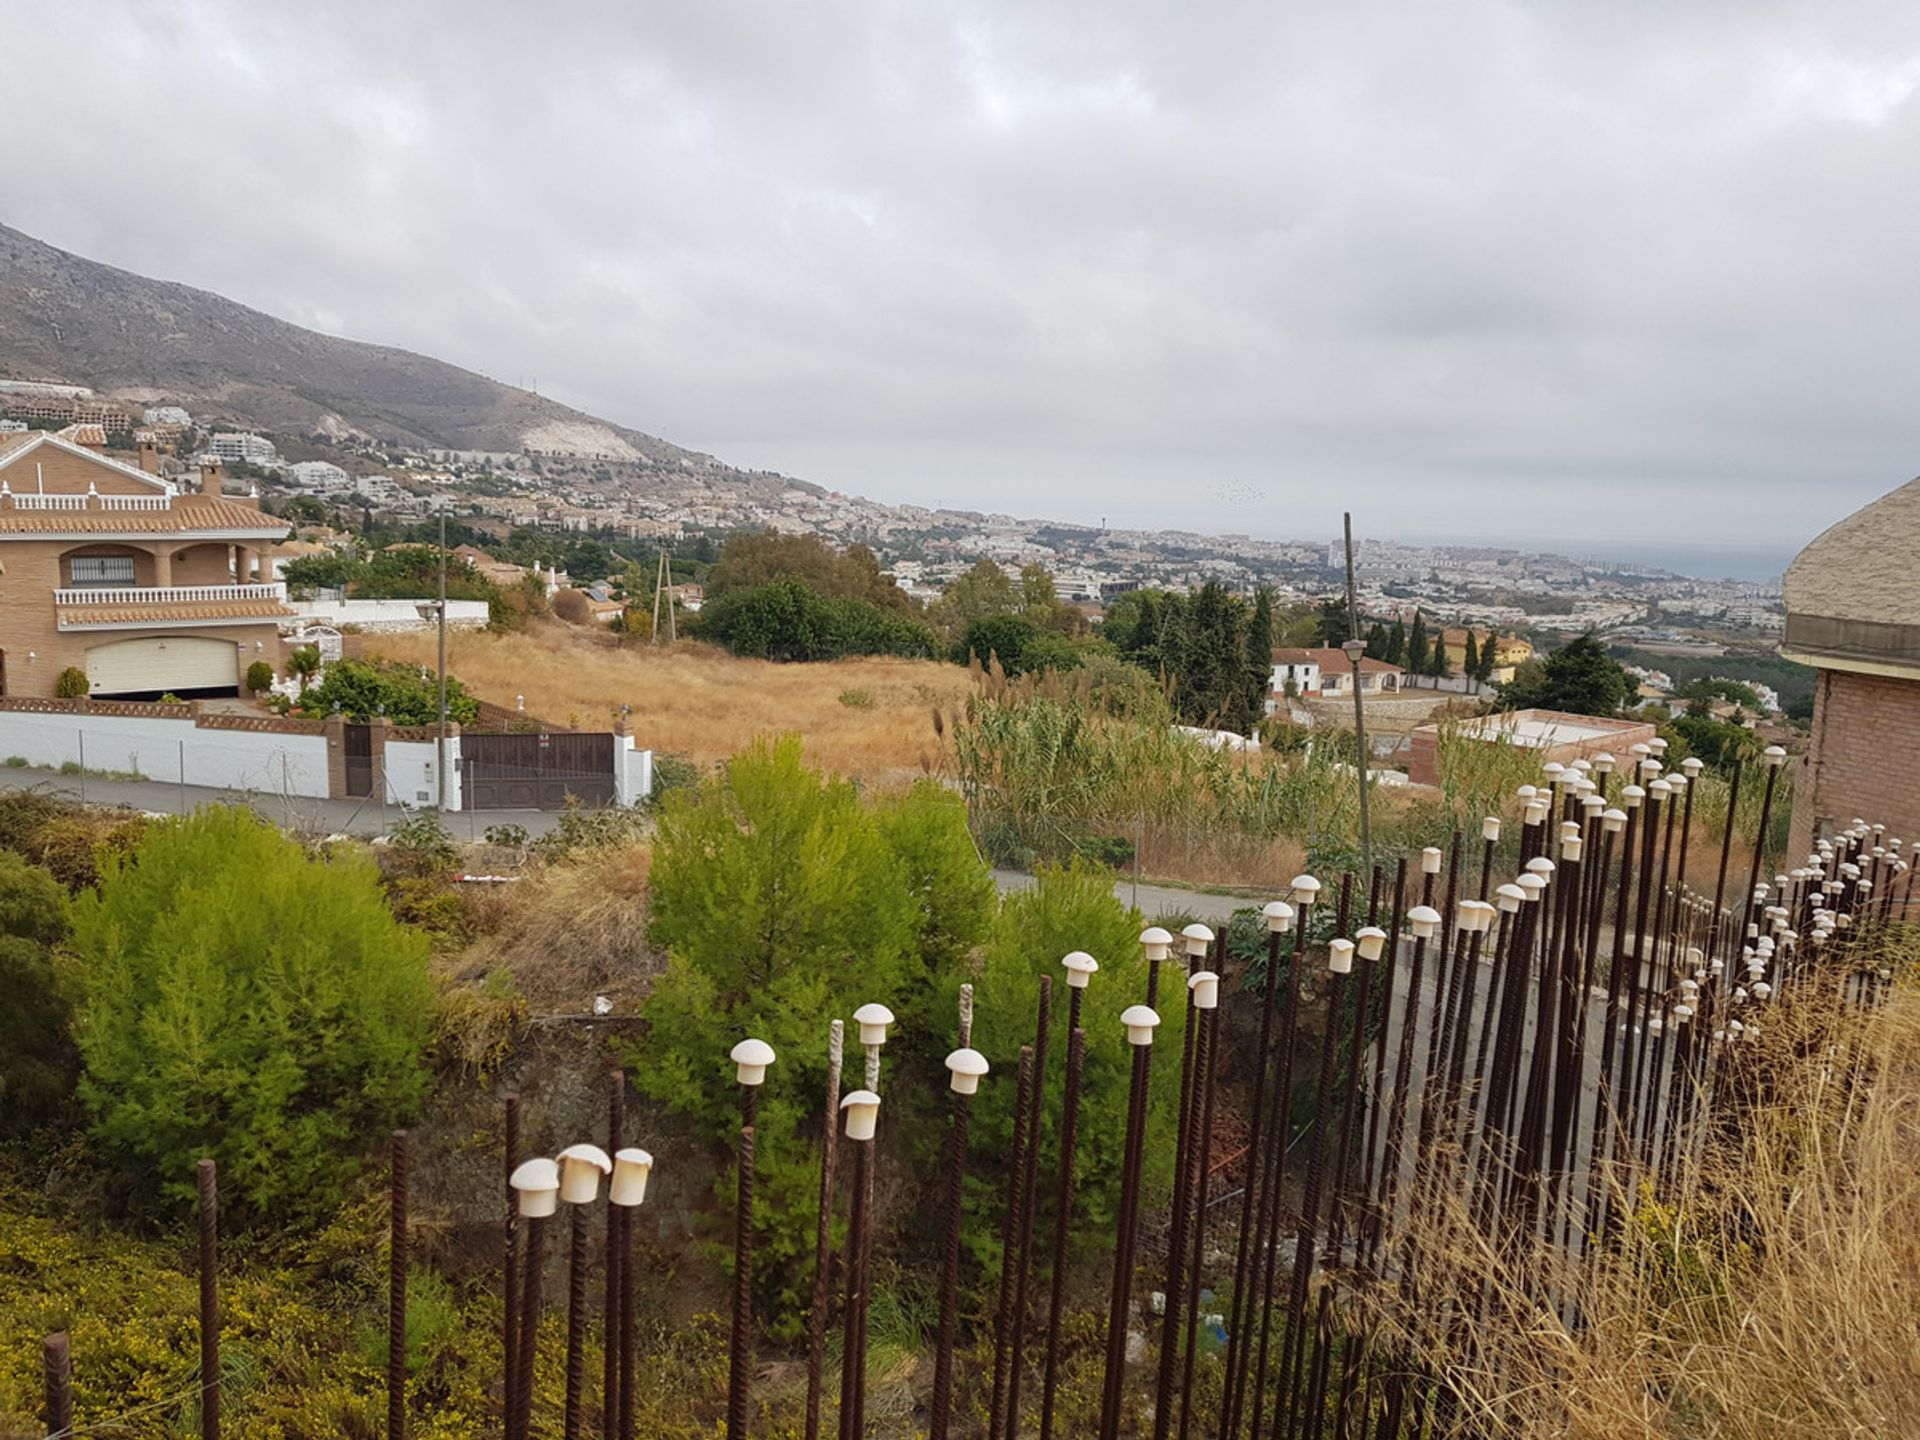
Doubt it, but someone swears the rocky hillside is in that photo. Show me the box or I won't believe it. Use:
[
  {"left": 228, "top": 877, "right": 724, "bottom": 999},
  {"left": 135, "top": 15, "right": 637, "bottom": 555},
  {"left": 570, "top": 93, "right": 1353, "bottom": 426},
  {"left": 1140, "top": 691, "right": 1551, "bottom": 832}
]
[{"left": 0, "top": 222, "right": 716, "bottom": 466}]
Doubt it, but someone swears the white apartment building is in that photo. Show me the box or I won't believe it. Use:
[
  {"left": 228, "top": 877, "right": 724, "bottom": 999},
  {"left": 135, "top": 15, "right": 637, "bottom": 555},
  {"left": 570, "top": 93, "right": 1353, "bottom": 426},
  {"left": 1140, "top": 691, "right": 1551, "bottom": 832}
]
[
  {"left": 286, "top": 460, "right": 352, "bottom": 493},
  {"left": 209, "top": 432, "right": 281, "bottom": 465}
]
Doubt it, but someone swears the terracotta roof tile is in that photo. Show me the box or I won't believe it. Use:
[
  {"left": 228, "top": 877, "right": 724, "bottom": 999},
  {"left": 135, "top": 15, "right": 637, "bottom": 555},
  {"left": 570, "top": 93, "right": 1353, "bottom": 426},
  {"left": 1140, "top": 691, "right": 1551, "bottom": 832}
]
[
  {"left": 56, "top": 599, "right": 294, "bottom": 625},
  {"left": 0, "top": 493, "right": 288, "bottom": 535}
]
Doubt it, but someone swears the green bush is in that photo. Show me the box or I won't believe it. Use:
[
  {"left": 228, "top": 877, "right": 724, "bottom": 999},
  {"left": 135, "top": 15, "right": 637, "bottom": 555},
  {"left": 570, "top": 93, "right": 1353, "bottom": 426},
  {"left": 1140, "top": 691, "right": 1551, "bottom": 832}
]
[
  {"left": 965, "top": 860, "right": 1184, "bottom": 1272},
  {"left": 4, "top": 756, "right": 27, "bottom": 768},
  {"left": 54, "top": 667, "right": 88, "bottom": 699},
  {"left": 632, "top": 738, "right": 988, "bottom": 1335},
  {"left": 301, "top": 658, "right": 479, "bottom": 725},
  {"left": 387, "top": 812, "right": 460, "bottom": 876},
  {"left": 0, "top": 852, "right": 77, "bottom": 1136},
  {"left": 647, "top": 751, "right": 701, "bottom": 809},
  {"left": 68, "top": 808, "right": 433, "bottom": 1218},
  {"left": 246, "top": 659, "right": 275, "bottom": 695},
  {"left": 695, "top": 576, "right": 937, "bottom": 661}
]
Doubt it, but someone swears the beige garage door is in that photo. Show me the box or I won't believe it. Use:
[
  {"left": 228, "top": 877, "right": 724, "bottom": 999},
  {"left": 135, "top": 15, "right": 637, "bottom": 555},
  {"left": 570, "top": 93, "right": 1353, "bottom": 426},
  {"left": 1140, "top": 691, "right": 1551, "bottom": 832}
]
[{"left": 86, "top": 636, "right": 237, "bottom": 695}]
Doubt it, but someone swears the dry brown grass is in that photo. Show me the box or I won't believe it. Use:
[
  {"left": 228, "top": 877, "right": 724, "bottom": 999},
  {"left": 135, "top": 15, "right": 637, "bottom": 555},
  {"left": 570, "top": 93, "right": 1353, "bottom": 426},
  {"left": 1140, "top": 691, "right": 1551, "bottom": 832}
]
[
  {"left": 363, "top": 622, "right": 968, "bottom": 786},
  {"left": 1383, "top": 932, "right": 1920, "bottom": 1438},
  {"left": 444, "top": 844, "right": 660, "bottom": 1016}
]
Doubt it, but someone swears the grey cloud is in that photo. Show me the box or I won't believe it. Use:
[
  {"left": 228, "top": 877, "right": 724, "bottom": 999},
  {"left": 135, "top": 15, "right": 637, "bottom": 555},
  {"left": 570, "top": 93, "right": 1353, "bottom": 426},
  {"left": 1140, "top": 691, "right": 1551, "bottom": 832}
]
[{"left": 4, "top": 0, "right": 1920, "bottom": 561}]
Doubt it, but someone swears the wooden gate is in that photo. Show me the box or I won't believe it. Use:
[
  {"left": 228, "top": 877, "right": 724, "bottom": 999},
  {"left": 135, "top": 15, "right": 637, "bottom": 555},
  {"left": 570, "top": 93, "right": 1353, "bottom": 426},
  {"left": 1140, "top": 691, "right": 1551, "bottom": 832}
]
[
  {"left": 460, "top": 731, "right": 618, "bottom": 810},
  {"left": 343, "top": 723, "right": 374, "bottom": 797}
]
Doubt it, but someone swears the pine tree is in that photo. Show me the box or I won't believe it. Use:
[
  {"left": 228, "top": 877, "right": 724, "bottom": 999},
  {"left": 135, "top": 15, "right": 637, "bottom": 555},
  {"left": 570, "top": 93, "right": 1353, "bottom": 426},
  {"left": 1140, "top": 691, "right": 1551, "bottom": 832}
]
[
  {"left": 1385, "top": 618, "right": 1406, "bottom": 665},
  {"left": 1406, "top": 611, "right": 1428, "bottom": 676},
  {"left": 1463, "top": 630, "right": 1480, "bottom": 682}
]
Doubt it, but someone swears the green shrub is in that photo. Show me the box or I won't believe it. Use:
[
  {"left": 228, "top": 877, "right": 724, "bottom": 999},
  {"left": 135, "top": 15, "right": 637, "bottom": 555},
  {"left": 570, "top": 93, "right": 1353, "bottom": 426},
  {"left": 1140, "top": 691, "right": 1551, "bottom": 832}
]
[
  {"left": 0, "top": 852, "right": 77, "bottom": 1136},
  {"left": 302, "top": 658, "right": 479, "bottom": 724},
  {"left": 387, "top": 812, "right": 460, "bottom": 877},
  {"left": 483, "top": 822, "right": 530, "bottom": 849},
  {"left": 632, "top": 738, "right": 987, "bottom": 1335},
  {"left": 529, "top": 800, "right": 649, "bottom": 861},
  {"left": 695, "top": 576, "right": 937, "bottom": 661},
  {"left": 68, "top": 807, "right": 433, "bottom": 1218},
  {"left": 58, "top": 761, "right": 82, "bottom": 776},
  {"left": 838, "top": 687, "right": 875, "bottom": 709},
  {"left": 647, "top": 751, "right": 701, "bottom": 809},
  {"left": 54, "top": 667, "right": 88, "bottom": 699},
  {"left": 3, "top": 756, "right": 26, "bottom": 768},
  {"left": 245, "top": 660, "right": 275, "bottom": 695},
  {"left": 965, "top": 860, "right": 1184, "bottom": 1273}
]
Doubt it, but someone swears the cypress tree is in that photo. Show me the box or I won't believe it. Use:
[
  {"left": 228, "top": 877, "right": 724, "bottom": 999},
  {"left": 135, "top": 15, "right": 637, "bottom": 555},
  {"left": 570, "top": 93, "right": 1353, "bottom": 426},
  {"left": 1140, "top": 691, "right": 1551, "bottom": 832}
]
[
  {"left": 1244, "top": 585, "right": 1276, "bottom": 730},
  {"left": 1365, "top": 621, "right": 1388, "bottom": 659},
  {"left": 1463, "top": 630, "right": 1480, "bottom": 682},
  {"left": 1406, "top": 611, "right": 1428, "bottom": 676},
  {"left": 1385, "top": 618, "right": 1406, "bottom": 666},
  {"left": 1477, "top": 633, "right": 1499, "bottom": 682}
]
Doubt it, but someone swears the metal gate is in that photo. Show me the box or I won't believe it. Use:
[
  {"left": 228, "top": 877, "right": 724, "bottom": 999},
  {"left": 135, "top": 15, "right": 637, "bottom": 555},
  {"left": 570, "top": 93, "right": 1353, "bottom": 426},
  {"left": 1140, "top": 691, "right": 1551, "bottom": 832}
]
[
  {"left": 460, "top": 731, "right": 618, "bottom": 810},
  {"left": 343, "top": 723, "right": 374, "bottom": 797}
]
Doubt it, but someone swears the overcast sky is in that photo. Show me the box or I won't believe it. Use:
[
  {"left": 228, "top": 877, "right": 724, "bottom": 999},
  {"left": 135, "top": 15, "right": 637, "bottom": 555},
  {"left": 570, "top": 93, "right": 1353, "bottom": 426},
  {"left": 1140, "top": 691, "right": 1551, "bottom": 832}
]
[{"left": 6, "top": 1, "right": 1920, "bottom": 575}]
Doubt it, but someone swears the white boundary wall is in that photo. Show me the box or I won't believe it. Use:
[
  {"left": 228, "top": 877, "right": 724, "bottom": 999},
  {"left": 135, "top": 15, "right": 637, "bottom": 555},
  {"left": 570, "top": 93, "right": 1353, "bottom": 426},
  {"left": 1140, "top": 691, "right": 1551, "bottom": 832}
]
[
  {"left": 0, "top": 709, "right": 333, "bottom": 798},
  {"left": 286, "top": 598, "right": 491, "bottom": 631},
  {"left": 614, "top": 736, "right": 654, "bottom": 807}
]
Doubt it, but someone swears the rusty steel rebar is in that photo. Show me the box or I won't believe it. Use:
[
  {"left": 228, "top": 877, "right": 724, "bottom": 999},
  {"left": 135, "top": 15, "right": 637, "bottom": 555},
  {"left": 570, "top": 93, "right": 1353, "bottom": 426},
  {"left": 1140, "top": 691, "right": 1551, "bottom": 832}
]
[
  {"left": 1220, "top": 920, "right": 1286, "bottom": 1431},
  {"left": 1004, "top": 975, "right": 1053, "bottom": 1440},
  {"left": 728, "top": 1123, "right": 758, "bottom": 1440},
  {"left": 1038, "top": 1026, "right": 1088, "bottom": 1440},
  {"left": 1152, "top": 942, "right": 1205, "bottom": 1440},
  {"left": 504, "top": 1093, "right": 522, "bottom": 1440},
  {"left": 837, "top": 1132, "right": 875, "bottom": 1440},
  {"left": 605, "top": 1071, "right": 624, "bottom": 1440},
  {"left": 513, "top": 1212, "right": 547, "bottom": 1440},
  {"left": 804, "top": 1020, "right": 845, "bottom": 1440},
  {"left": 390, "top": 1130, "right": 410, "bottom": 1440},
  {"left": 1176, "top": 980, "right": 1219, "bottom": 1440},
  {"left": 987, "top": 1045, "right": 1035, "bottom": 1440},
  {"left": 933, "top": 1029, "right": 983, "bottom": 1440},
  {"left": 44, "top": 1332, "right": 72, "bottom": 1440},
  {"left": 565, "top": 1199, "right": 591, "bottom": 1440},
  {"left": 1097, "top": 1021, "right": 1157, "bottom": 1440},
  {"left": 198, "top": 1157, "right": 219, "bottom": 1440}
]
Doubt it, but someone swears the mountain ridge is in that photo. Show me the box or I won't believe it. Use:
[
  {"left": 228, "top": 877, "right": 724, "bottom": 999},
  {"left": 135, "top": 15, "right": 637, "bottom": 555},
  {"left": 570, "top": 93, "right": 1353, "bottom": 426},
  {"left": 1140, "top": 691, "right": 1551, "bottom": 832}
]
[{"left": 0, "top": 221, "right": 764, "bottom": 478}]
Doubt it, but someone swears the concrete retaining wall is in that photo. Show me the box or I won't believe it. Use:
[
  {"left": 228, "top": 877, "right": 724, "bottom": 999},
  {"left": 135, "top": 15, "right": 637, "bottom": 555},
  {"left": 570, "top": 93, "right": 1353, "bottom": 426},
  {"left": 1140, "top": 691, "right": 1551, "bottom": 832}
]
[
  {"left": 0, "top": 707, "right": 333, "bottom": 797},
  {"left": 285, "top": 597, "right": 491, "bottom": 631}
]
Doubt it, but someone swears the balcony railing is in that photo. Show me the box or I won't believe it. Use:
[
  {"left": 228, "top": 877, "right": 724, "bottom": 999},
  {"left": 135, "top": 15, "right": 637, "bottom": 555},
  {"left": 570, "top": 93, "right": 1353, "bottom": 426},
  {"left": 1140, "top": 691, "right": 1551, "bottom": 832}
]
[
  {"left": 54, "top": 583, "right": 288, "bottom": 606},
  {"left": 2, "top": 491, "right": 174, "bottom": 510}
]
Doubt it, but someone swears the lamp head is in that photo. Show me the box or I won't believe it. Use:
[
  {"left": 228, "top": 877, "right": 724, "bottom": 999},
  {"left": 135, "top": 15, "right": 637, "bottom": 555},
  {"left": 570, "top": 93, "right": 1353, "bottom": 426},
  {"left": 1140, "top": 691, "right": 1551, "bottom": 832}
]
[
  {"left": 609, "top": 1148, "right": 655, "bottom": 1207},
  {"left": 556, "top": 1143, "right": 613, "bottom": 1205},
  {"left": 730, "top": 1037, "right": 776, "bottom": 1087},
  {"left": 1061, "top": 950, "right": 1099, "bottom": 989},
  {"left": 510, "top": 1157, "right": 562, "bottom": 1218},
  {"left": 840, "top": 1089, "right": 882, "bottom": 1141},
  {"left": 853, "top": 1003, "right": 896, "bottom": 1047},
  {"left": 1121, "top": 1004, "right": 1161, "bottom": 1046},
  {"left": 945, "top": 1047, "right": 990, "bottom": 1094},
  {"left": 1259, "top": 903, "right": 1295, "bottom": 935},
  {"left": 1139, "top": 925, "right": 1174, "bottom": 961},
  {"left": 1188, "top": 970, "right": 1221, "bottom": 1009}
]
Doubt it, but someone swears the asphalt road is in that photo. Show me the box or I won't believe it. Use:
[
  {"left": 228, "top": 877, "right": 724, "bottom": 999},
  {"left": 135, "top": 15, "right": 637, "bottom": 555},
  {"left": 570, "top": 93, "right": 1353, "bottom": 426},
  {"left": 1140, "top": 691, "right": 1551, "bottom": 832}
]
[{"left": 0, "top": 765, "right": 1257, "bottom": 917}]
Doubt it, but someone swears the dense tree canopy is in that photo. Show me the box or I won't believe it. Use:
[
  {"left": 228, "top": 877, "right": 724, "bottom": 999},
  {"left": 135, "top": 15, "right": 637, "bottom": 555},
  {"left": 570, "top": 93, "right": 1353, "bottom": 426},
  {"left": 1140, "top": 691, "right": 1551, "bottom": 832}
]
[
  {"left": 70, "top": 808, "right": 433, "bottom": 1217},
  {"left": 1498, "top": 632, "right": 1635, "bottom": 716},
  {"left": 696, "top": 576, "right": 937, "bottom": 661}
]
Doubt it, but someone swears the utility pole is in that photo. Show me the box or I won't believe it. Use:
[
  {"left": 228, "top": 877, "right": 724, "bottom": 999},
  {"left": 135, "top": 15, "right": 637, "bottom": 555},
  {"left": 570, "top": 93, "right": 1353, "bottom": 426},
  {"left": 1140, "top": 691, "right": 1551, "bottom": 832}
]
[
  {"left": 1343, "top": 512, "right": 1373, "bottom": 880},
  {"left": 650, "top": 549, "right": 677, "bottom": 645}
]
